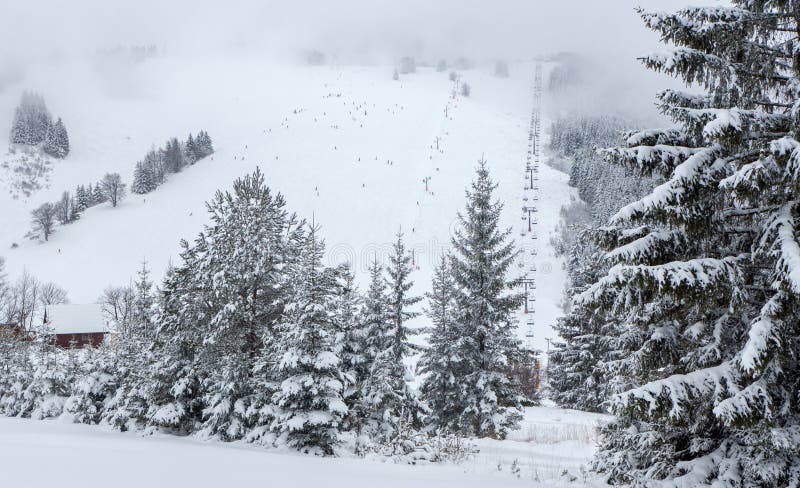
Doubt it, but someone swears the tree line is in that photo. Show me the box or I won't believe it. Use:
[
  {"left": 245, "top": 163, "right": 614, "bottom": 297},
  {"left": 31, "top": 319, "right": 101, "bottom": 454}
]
[
  {"left": 25, "top": 131, "right": 213, "bottom": 243},
  {"left": 132, "top": 131, "right": 214, "bottom": 194},
  {"left": 0, "top": 162, "right": 530, "bottom": 458},
  {"left": 28, "top": 173, "right": 127, "bottom": 242}
]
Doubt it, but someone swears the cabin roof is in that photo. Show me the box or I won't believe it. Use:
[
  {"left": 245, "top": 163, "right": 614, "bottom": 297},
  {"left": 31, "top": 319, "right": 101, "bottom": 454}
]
[{"left": 44, "top": 304, "right": 109, "bottom": 335}]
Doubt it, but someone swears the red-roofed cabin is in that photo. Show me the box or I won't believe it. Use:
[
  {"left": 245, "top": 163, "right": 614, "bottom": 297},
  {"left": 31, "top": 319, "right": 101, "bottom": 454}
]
[{"left": 42, "top": 304, "right": 109, "bottom": 348}]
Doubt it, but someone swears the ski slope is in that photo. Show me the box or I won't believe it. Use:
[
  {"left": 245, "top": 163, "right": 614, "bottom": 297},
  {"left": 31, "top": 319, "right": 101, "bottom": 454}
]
[{"left": 0, "top": 54, "right": 569, "bottom": 352}]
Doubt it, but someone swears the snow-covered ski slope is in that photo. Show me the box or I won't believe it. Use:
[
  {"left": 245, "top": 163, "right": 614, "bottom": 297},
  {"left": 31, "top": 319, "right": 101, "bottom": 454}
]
[
  {"left": 0, "top": 406, "right": 610, "bottom": 488},
  {"left": 0, "top": 55, "right": 571, "bottom": 351}
]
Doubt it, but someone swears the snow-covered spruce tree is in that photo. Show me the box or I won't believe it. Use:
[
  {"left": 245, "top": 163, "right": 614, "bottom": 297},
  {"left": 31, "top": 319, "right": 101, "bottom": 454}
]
[
  {"left": 184, "top": 133, "right": 198, "bottom": 164},
  {"left": 102, "top": 263, "right": 157, "bottom": 431},
  {"left": 361, "top": 232, "right": 423, "bottom": 440},
  {"left": 547, "top": 114, "right": 653, "bottom": 412},
  {"left": 418, "top": 256, "right": 463, "bottom": 432},
  {"left": 195, "top": 131, "right": 214, "bottom": 159},
  {"left": 270, "top": 224, "right": 347, "bottom": 455},
  {"left": 358, "top": 258, "right": 391, "bottom": 437},
  {"left": 143, "top": 261, "right": 204, "bottom": 434},
  {"left": 131, "top": 161, "right": 157, "bottom": 194},
  {"left": 43, "top": 117, "right": 69, "bottom": 159},
  {"left": 74, "top": 185, "right": 89, "bottom": 212},
  {"left": 9, "top": 92, "right": 52, "bottom": 146},
  {"left": 163, "top": 137, "right": 185, "bottom": 173},
  {"left": 130, "top": 261, "right": 156, "bottom": 339},
  {"left": 549, "top": 236, "right": 626, "bottom": 412},
  {"left": 62, "top": 346, "right": 117, "bottom": 424},
  {"left": 144, "top": 147, "right": 166, "bottom": 185},
  {"left": 145, "top": 168, "right": 300, "bottom": 440},
  {"left": 92, "top": 183, "right": 106, "bottom": 204},
  {"left": 330, "top": 263, "right": 367, "bottom": 434},
  {"left": 584, "top": 4, "right": 800, "bottom": 485},
  {"left": 448, "top": 159, "right": 525, "bottom": 438}
]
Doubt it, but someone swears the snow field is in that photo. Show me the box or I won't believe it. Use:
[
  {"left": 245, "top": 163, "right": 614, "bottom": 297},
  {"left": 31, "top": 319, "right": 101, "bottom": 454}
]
[{"left": 0, "top": 405, "right": 611, "bottom": 488}]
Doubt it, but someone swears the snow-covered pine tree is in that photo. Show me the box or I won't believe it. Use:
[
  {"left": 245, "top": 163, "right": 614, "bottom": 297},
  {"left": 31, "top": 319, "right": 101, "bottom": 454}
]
[
  {"left": 546, "top": 113, "right": 652, "bottom": 412},
  {"left": 358, "top": 258, "right": 391, "bottom": 437},
  {"left": 330, "top": 263, "right": 366, "bottom": 434},
  {"left": 163, "top": 137, "right": 184, "bottom": 173},
  {"left": 62, "top": 347, "right": 117, "bottom": 424},
  {"left": 448, "top": 159, "right": 524, "bottom": 438},
  {"left": 584, "top": 4, "right": 800, "bottom": 485},
  {"left": 418, "top": 256, "right": 462, "bottom": 432},
  {"left": 144, "top": 147, "right": 166, "bottom": 185},
  {"left": 361, "top": 232, "right": 423, "bottom": 439},
  {"left": 9, "top": 106, "right": 28, "bottom": 145},
  {"left": 197, "top": 171, "right": 300, "bottom": 441},
  {"left": 184, "top": 133, "right": 198, "bottom": 164},
  {"left": 144, "top": 260, "right": 204, "bottom": 435},
  {"left": 92, "top": 183, "right": 106, "bottom": 204},
  {"left": 74, "top": 185, "right": 87, "bottom": 212},
  {"left": 102, "top": 264, "right": 158, "bottom": 431},
  {"left": 43, "top": 118, "right": 69, "bottom": 158},
  {"left": 146, "top": 168, "right": 301, "bottom": 440},
  {"left": 204, "top": 131, "right": 214, "bottom": 156},
  {"left": 42, "top": 123, "right": 58, "bottom": 157},
  {"left": 131, "top": 161, "right": 157, "bottom": 194},
  {"left": 270, "top": 224, "right": 347, "bottom": 455},
  {"left": 53, "top": 117, "right": 69, "bottom": 158},
  {"left": 9, "top": 92, "right": 52, "bottom": 146},
  {"left": 548, "top": 238, "right": 625, "bottom": 412},
  {"left": 194, "top": 131, "right": 214, "bottom": 159},
  {"left": 68, "top": 196, "right": 80, "bottom": 222},
  {"left": 130, "top": 261, "right": 155, "bottom": 339}
]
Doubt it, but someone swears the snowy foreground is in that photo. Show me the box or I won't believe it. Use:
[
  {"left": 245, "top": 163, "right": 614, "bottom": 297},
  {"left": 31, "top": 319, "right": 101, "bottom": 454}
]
[{"left": 0, "top": 406, "right": 610, "bottom": 487}]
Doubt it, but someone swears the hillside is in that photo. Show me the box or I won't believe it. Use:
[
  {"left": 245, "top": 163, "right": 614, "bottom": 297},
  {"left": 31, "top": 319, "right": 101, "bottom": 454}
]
[{"left": 0, "top": 55, "right": 569, "bottom": 353}]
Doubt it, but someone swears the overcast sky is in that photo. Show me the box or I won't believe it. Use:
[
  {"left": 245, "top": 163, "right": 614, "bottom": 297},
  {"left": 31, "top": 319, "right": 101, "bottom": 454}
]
[
  {"left": 2, "top": 1, "right": 720, "bottom": 61},
  {"left": 0, "top": 0, "right": 721, "bottom": 118}
]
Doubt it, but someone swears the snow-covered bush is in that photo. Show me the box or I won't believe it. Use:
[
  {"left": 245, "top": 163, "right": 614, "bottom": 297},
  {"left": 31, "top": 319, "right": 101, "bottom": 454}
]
[{"left": 365, "top": 420, "right": 477, "bottom": 465}]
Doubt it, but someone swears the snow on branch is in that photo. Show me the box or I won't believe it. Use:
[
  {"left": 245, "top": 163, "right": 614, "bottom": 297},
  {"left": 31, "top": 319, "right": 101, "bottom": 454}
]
[
  {"left": 612, "top": 362, "right": 738, "bottom": 420},
  {"left": 601, "top": 144, "right": 700, "bottom": 178},
  {"left": 610, "top": 145, "right": 721, "bottom": 224},
  {"left": 575, "top": 256, "right": 741, "bottom": 308},
  {"left": 759, "top": 204, "right": 800, "bottom": 293},
  {"left": 712, "top": 375, "right": 772, "bottom": 425},
  {"left": 604, "top": 230, "right": 687, "bottom": 264}
]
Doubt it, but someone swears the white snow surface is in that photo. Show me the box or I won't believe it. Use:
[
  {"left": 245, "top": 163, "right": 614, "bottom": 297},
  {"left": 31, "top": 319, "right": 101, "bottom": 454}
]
[{"left": 0, "top": 405, "right": 611, "bottom": 488}]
